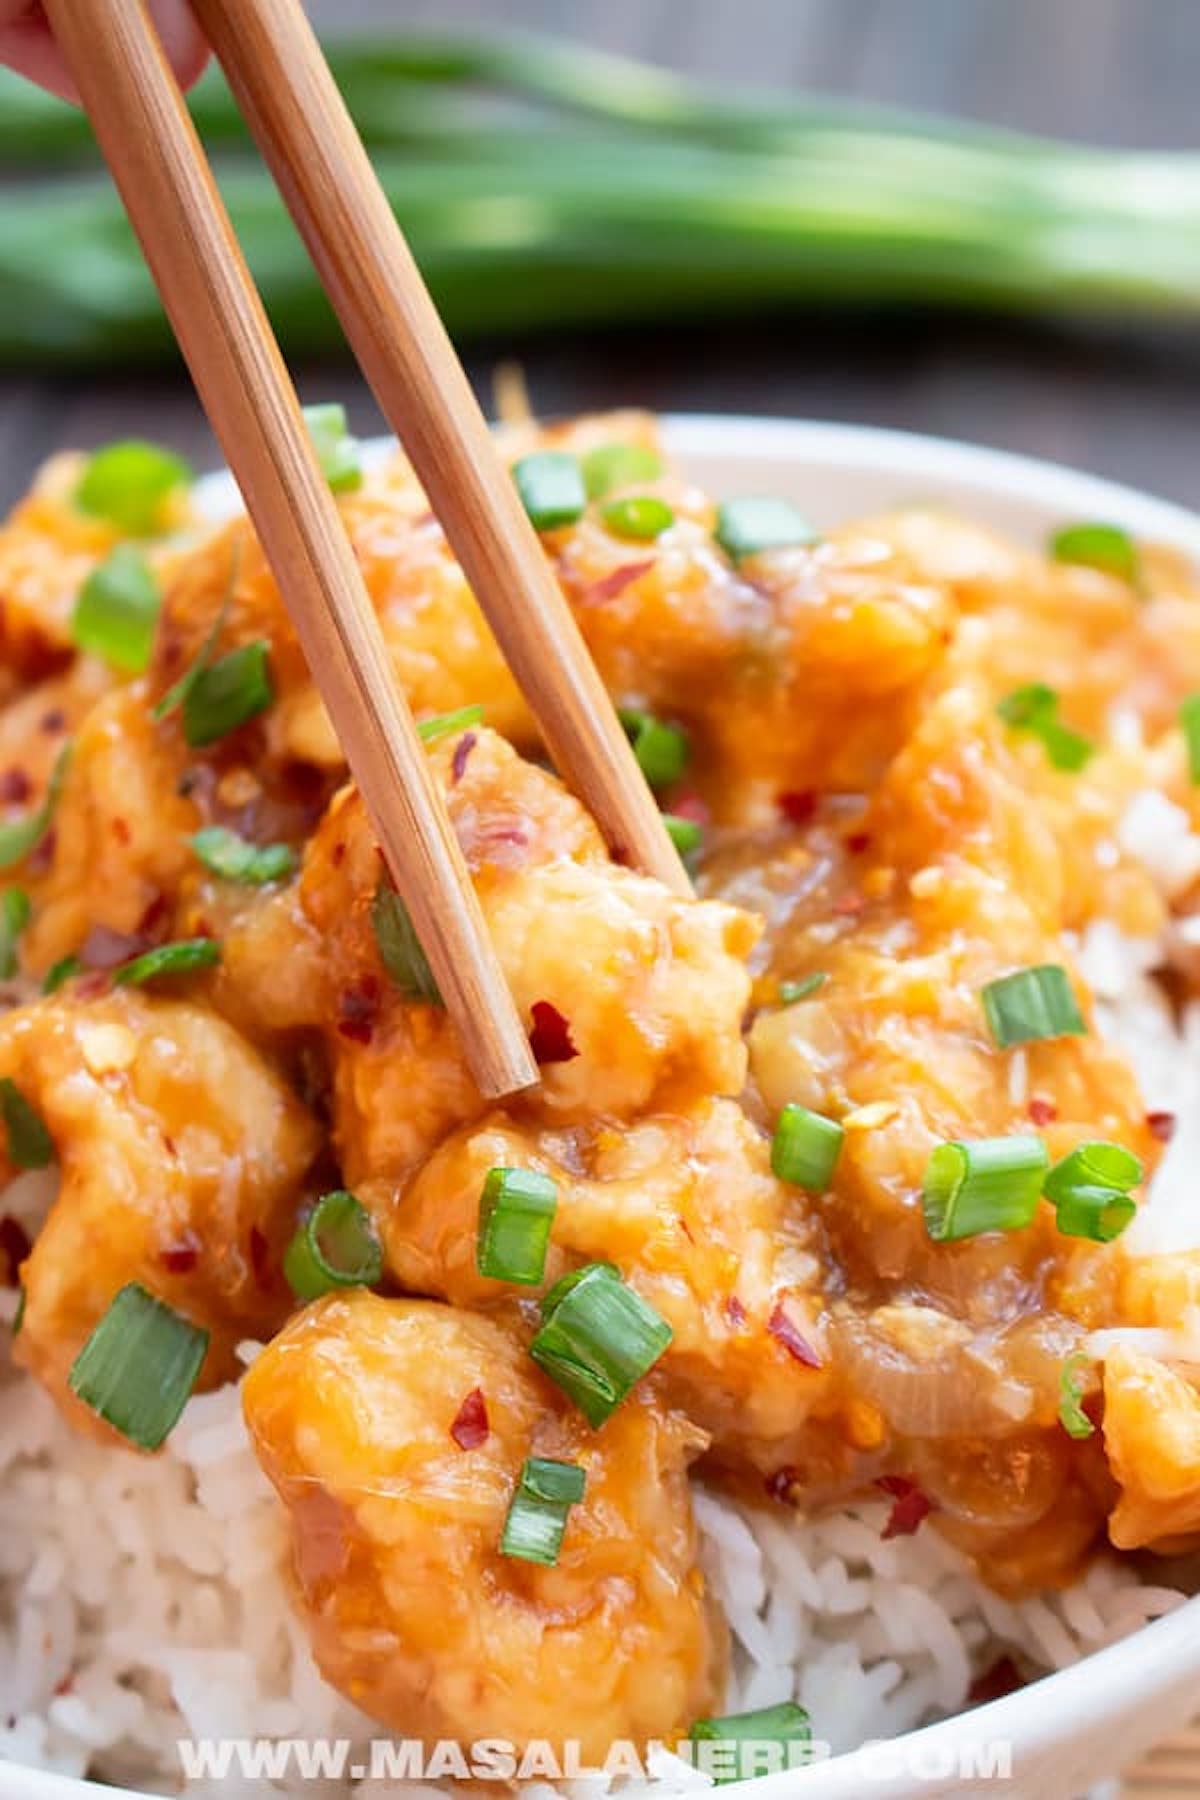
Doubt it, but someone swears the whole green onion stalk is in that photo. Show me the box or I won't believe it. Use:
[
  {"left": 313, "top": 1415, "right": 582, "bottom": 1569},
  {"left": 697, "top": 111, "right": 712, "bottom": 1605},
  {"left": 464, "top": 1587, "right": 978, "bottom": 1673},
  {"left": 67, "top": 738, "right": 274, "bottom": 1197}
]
[{"left": 0, "top": 31, "right": 1198, "bottom": 366}]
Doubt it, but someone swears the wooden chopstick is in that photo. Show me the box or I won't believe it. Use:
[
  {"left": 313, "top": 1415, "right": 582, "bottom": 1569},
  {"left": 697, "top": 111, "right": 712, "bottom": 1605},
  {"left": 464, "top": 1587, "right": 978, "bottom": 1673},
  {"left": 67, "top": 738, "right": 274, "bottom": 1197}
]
[
  {"left": 188, "top": 0, "right": 691, "bottom": 900},
  {"left": 42, "top": 0, "right": 538, "bottom": 1101}
]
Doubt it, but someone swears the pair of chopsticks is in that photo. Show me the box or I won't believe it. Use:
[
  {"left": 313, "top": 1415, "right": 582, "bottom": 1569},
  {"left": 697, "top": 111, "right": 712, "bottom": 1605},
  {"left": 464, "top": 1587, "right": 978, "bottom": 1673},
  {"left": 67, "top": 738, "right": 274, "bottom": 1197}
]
[{"left": 43, "top": 0, "right": 688, "bottom": 1099}]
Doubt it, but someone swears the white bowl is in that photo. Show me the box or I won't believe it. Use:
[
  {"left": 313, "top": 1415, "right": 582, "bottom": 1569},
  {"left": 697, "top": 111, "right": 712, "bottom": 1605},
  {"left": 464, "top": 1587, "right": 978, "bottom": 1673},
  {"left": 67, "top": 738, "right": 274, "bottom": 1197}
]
[{"left": 7, "top": 419, "right": 1200, "bottom": 1800}]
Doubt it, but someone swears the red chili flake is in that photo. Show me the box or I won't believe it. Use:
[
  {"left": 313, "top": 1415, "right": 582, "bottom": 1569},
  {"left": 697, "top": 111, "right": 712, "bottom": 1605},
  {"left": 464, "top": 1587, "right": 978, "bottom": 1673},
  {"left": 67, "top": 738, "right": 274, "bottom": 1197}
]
[
  {"left": 52, "top": 1672, "right": 75, "bottom": 1698},
  {"left": 1028, "top": 1096, "right": 1058, "bottom": 1127},
  {"left": 451, "top": 732, "right": 477, "bottom": 784},
  {"left": 1146, "top": 1110, "right": 1177, "bottom": 1143},
  {"left": 138, "top": 892, "right": 169, "bottom": 939},
  {"left": 449, "top": 1386, "right": 489, "bottom": 1450},
  {"left": 0, "top": 767, "right": 31, "bottom": 806},
  {"left": 80, "top": 925, "right": 147, "bottom": 970},
  {"left": 845, "top": 831, "right": 872, "bottom": 854},
  {"left": 529, "top": 1000, "right": 579, "bottom": 1065},
  {"left": 39, "top": 709, "right": 67, "bottom": 736},
  {"left": 778, "top": 790, "right": 818, "bottom": 827},
  {"left": 832, "top": 891, "right": 865, "bottom": 918},
  {"left": 0, "top": 1214, "right": 31, "bottom": 1284},
  {"left": 670, "top": 791, "right": 710, "bottom": 827},
  {"left": 111, "top": 817, "right": 132, "bottom": 847},
  {"left": 582, "top": 559, "right": 655, "bottom": 604},
  {"left": 767, "top": 1303, "right": 822, "bottom": 1369},
  {"left": 75, "top": 970, "right": 111, "bottom": 1001},
  {"left": 160, "top": 1233, "right": 201, "bottom": 1276},
  {"left": 336, "top": 977, "right": 381, "bottom": 1046},
  {"left": 875, "top": 1474, "right": 935, "bottom": 1539},
  {"left": 330, "top": 841, "right": 347, "bottom": 868},
  {"left": 724, "top": 1294, "right": 747, "bottom": 1329},
  {"left": 248, "top": 1226, "right": 271, "bottom": 1291},
  {"left": 968, "top": 1656, "right": 1024, "bottom": 1706},
  {"left": 765, "top": 1465, "right": 801, "bottom": 1504},
  {"left": 677, "top": 1215, "right": 695, "bottom": 1245},
  {"left": 26, "top": 828, "right": 56, "bottom": 877}
]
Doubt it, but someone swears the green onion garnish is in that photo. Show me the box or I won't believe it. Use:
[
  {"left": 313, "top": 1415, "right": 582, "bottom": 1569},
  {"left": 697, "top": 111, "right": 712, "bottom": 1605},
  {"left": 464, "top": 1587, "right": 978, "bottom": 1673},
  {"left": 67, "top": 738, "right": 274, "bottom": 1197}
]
[
  {"left": 301, "top": 402, "right": 362, "bottom": 494},
  {"left": 922, "top": 1134, "right": 1049, "bottom": 1242},
  {"left": 0, "top": 888, "right": 30, "bottom": 979},
  {"left": 1058, "top": 1351, "right": 1096, "bottom": 1440},
  {"left": 996, "top": 685, "right": 1093, "bottom": 772},
  {"left": 581, "top": 442, "right": 663, "bottom": 500},
  {"left": 182, "top": 641, "right": 273, "bottom": 748},
  {"left": 512, "top": 451, "right": 586, "bottom": 530},
  {"left": 770, "top": 1103, "right": 843, "bottom": 1191},
  {"left": 1180, "top": 694, "right": 1200, "bottom": 785},
  {"left": 67, "top": 1282, "right": 208, "bottom": 1449},
  {"left": 42, "top": 954, "right": 80, "bottom": 994},
  {"left": 779, "top": 973, "right": 826, "bottom": 1004},
  {"left": 417, "top": 704, "right": 484, "bottom": 745},
  {"left": 663, "top": 813, "right": 703, "bottom": 857},
  {"left": 12, "top": 1286, "right": 24, "bottom": 1335},
  {"left": 152, "top": 559, "right": 236, "bottom": 724},
  {"left": 600, "top": 495, "right": 674, "bottom": 541},
  {"left": 0, "top": 744, "right": 70, "bottom": 872},
  {"left": 284, "top": 1189, "right": 383, "bottom": 1301},
  {"left": 500, "top": 1455, "right": 586, "bottom": 1566},
  {"left": 530, "top": 1262, "right": 672, "bottom": 1427},
  {"left": 982, "top": 964, "right": 1087, "bottom": 1048},
  {"left": 1043, "top": 1140, "right": 1141, "bottom": 1242},
  {"left": 74, "top": 440, "right": 191, "bottom": 537},
  {"left": 715, "top": 497, "right": 817, "bottom": 562},
  {"left": 618, "top": 708, "right": 689, "bottom": 790},
  {"left": 191, "top": 826, "right": 296, "bottom": 886},
  {"left": 1050, "top": 522, "right": 1139, "bottom": 585},
  {"left": 476, "top": 1166, "right": 557, "bottom": 1285},
  {"left": 113, "top": 937, "right": 220, "bottom": 987},
  {"left": 371, "top": 877, "right": 441, "bottom": 1004},
  {"left": 71, "top": 545, "right": 161, "bottom": 674},
  {"left": 0, "top": 1077, "right": 53, "bottom": 1168},
  {"left": 689, "top": 1702, "right": 812, "bottom": 1785}
]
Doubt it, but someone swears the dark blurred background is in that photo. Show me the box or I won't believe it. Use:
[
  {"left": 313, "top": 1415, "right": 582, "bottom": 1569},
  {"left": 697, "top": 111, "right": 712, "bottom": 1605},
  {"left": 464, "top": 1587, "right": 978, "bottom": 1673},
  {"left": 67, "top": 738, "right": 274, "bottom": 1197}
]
[{"left": 1, "top": 0, "right": 1198, "bottom": 508}]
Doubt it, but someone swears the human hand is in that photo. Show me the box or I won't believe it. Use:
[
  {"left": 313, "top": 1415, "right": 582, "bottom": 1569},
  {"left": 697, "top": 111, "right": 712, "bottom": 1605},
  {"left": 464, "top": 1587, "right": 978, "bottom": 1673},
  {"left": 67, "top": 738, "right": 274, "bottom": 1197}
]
[{"left": 0, "top": 1, "right": 207, "bottom": 100}]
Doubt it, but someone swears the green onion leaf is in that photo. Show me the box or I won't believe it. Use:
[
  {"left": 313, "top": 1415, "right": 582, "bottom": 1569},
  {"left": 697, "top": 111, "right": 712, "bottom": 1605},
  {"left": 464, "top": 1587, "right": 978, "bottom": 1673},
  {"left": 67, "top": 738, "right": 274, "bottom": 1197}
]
[
  {"left": 191, "top": 826, "right": 296, "bottom": 886},
  {"left": 476, "top": 1166, "right": 558, "bottom": 1285},
  {"left": 1051, "top": 522, "right": 1139, "bottom": 585},
  {"left": 581, "top": 442, "right": 663, "bottom": 500},
  {"left": 284, "top": 1189, "right": 383, "bottom": 1301},
  {"left": 71, "top": 545, "right": 161, "bottom": 674},
  {"left": 417, "top": 704, "right": 484, "bottom": 745},
  {"left": 182, "top": 641, "right": 273, "bottom": 748},
  {"left": 513, "top": 451, "right": 586, "bottom": 530},
  {"left": 663, "top": 813, "right": 703, "bottom": 857},
  {"left": 715, "top": 497, "right": 817, "bottom": 562},
  {"left": 770, "top": 1103, "right": 843, "bottom": 1191},
  {"left": 0, "top": 1077, "right": 53, "bottom": 1168},
  {"left": 301, "top": 402, "right": 363, "bottom": 494},
  {"left": 74, "top": 440, "right": 191, "bottom": 537},
  {"left": 922, "top": 1134, "right": 1049, "bottom": 1242},
  {"left": 0, "top": 744, "right": 70, "bottom": 872},
  {"left": 0, "top": 888, "right": 30, "bottom": 979},
  {"left": 152, "top": 558, "right": 236, "bottom": 723},
  {"left": 67, "top": 1282, "right": 208, "bottom": 1450},
  {"left": 1057, "top": 1186, "right": 1137, "bottom": 1242},
  {"left": 1044, "top": 1140, "right": 1141, "bottom": 1242},
  {"left": 996, "top": 684, "right": 1093, "bottom": 772},
  {"left": 618, "top": 708, "right": 690, "bottom": 790},
  {"left": 113, "top": 937, "right": 220, "bottom": 987},
  {"left": 371, "top": 877, "right": 441, "bottom": 1005},
  {"left": 1058, "top": 1351, "right": 1096, "bottom": 1440},
  {"left": 42, "top": 954, "right": 80, "bottom": 994},
  {"left": 530, "top": 1261, "right": 672, "bottom": 1427},
  {"left": 779, "top": 973, "right": 826, "bottom": 1004},
  {"left": 500, "top": 1455, "right": 587, "bottom": 1566},
  {"left": 690, "top": 1702, "right": 812, "bottom": 1785},
  {"left": 12, "top": 1286, "right": 24, "bottom": 1336},
  {"left": 1180, "top": 694, "right": 1200, "bottom": 785},
  {"left": 982, "top": 964, "right": 1087, "bottom": 1048},
  {"left": 600, "top": 495, "right": 674, "bottom": 541}
]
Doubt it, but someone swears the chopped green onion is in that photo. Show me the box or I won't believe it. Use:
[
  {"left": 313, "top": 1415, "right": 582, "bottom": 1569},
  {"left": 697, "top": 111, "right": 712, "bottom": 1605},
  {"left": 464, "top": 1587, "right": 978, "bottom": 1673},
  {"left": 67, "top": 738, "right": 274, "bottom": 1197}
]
[
  {"left": 996, "top": 685, "right": 1093, "bottom": 772},
  {"left": 417, "top": 704, "right": 484, "bottom": 745},
  {"left": 922, "top": 1135, "right": 1049, "bottom": 1242},
  {"left": 284, "top": 1189, "right": 383, "bottom": 1301},
  {"left": 0, "top": 744, "right": 70, "bottom": 872},
  {"left": 113, "top": 937, "right": 220, "bottom": 987},
  {"left": 779, "top": 973, "right": 826, "bottom": 1004},
  {"left": 42, "top": 954, "right": 80, "bottom": 994},
  {"left": 476, "top": 1166, "right": 557, "bottom": 1285},
  {"left": 67, "top": 1282, "right": 208, "bottom": 1449},
  {"left": 152, "top": 559, "right": 236, "bottom": 723},
  {"left": 74, "top": 440, "right": 191, "bottom": 537},
  {"left": 982, "top": 964, "right": 1087, "bottom": 1048},
  {"left": 1050, "top": 522, "right": 1139, "bottom": 584},
  {"left": 1180, "top": 694, "right": 1200, "bottom": 785},
  {"left": 500, "top": 1455, "right": 586, "bottom": 1566},
  {"left": 1044, "top": 1140, "right": 1141, "bottom": 1242},
  {"left": 71, "top": 545, "right": 161, "bottom": 674},
  {"left": 12, "top": 1286, "right": 24, "bottom": 1336},
  {"left": 770, "top": 1103, "right": 843, "bottom": 1191},
  {"left": 581, "top": 442, "right": 663, "bottom": 500},
  {"left": 600, "top": 495, "right": 674, "bottom": 541},
  {"left": 530, "top": 1261, "right": 672, "bottom": 1427},
  {"left": 663, "top": 813, "right": 702, "bottom": 857},
  {"left": 191, "top": 826, "right": 296, "bottom": 886},
  {"left": 715, "top": 497, "right": 817, "bottom": 562},
  {"left": 371, "top": 877, "right": 441, "bottom": 1004},
  {"left": 0, "top": 1077, "right": 53, "bottom": 1168},
  {"left": 618, "top": 708, "right": 689, "bottom": 790},
  {"left": 1058, "top": 1351, "right": 1096, "bottom": 1440},
  {"left": 182, "top": 641, "right": 273, "bottom": 747},
  {"left": 301, "top": 402, "right": 362, "bottom": 494},
  {"left": 512, "top": 451, "right": 586, "bottom": 530},
  {"left": 1055, "top": 1187, "right": 1138, "bottom": 1241},
  {"left": 690, "top": 1702, "right": 812, "bottom": 1784},
  {"left": 0, "top": 888, "right": 30, "bottom": 979}
]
